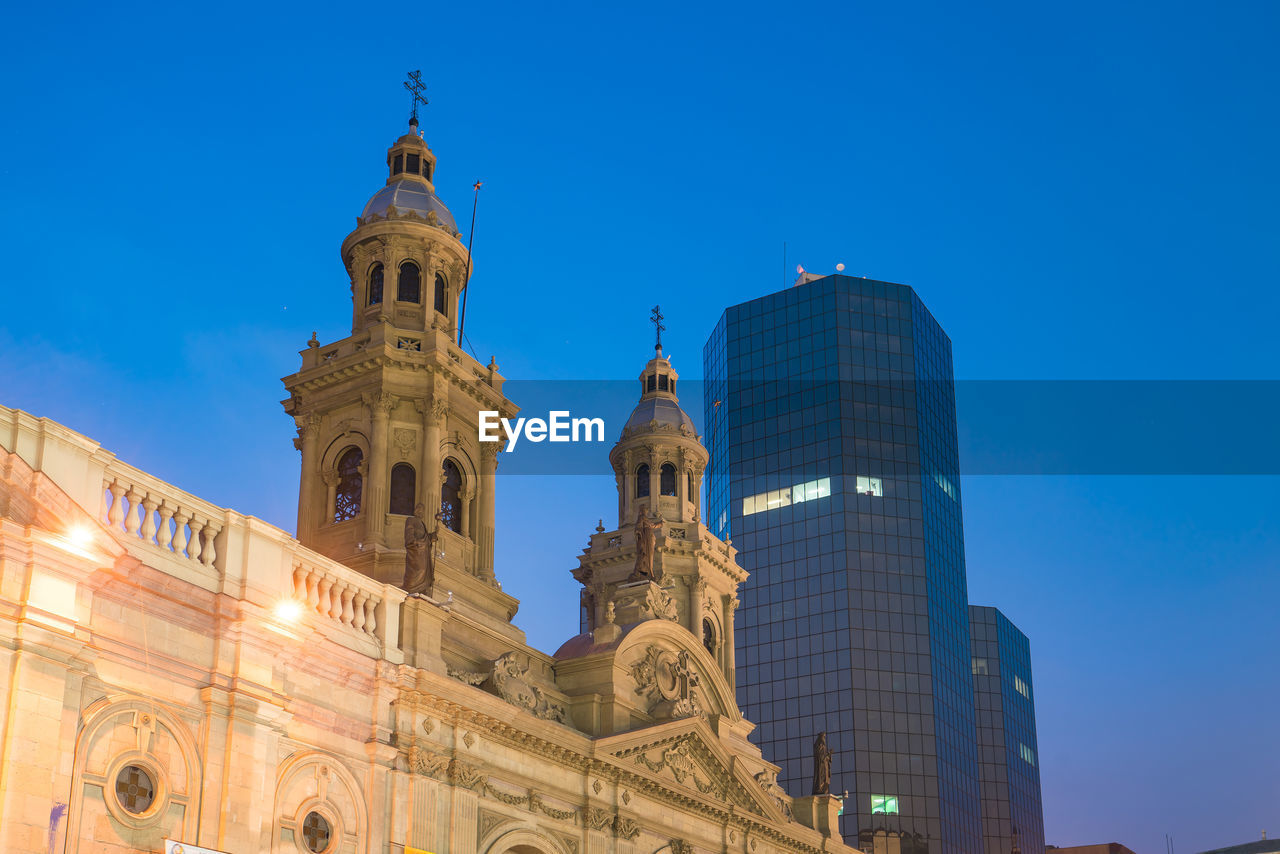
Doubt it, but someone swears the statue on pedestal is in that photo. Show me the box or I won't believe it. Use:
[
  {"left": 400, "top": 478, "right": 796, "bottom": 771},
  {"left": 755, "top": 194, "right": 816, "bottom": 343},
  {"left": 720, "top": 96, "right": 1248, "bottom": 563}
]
[
  {"left": 812, "top": 731, "right": 832, "bottom": 796},
  {"left": 628, "top": 508, "right": 661, "bottom": 583},
  {"left": 402, "top": 503, "right": 437, "bottom": 596}
]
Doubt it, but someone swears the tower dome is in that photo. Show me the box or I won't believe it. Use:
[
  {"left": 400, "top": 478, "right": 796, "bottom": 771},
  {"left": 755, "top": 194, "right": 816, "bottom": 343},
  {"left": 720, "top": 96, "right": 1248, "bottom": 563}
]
[
  {"left": 609, "top": 345, "right": 707, "bottom": 528},
  {"left": 338, "top": 120, "right": 471, "bottom": 339}
]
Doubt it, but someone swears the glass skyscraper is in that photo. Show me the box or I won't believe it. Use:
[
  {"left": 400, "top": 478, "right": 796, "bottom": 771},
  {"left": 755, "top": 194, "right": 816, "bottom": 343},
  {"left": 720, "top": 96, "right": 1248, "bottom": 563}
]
[
  {"left": 703, "top": 274, "right": 982, "bottom": 854},
  {"left": 970, "top": 606, "right": 1045, "bottom": 854}
]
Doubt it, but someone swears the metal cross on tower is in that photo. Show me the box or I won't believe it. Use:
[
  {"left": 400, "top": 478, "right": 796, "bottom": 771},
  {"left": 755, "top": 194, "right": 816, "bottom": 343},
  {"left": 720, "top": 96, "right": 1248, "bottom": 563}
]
[
  {"left": 650, "top": 305, "right": 665, "bottom": 351},
  {"left": 404, "top": 70, "right": 428, "bottom": 124}
]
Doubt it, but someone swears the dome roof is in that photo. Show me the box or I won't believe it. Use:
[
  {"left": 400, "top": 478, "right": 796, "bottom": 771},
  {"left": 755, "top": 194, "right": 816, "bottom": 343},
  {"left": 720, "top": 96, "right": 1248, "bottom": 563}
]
[
  {"left": 362, "top": 178, "right": 458, "bottom": 231},
  {"left": 623, "top": 397, "right": 697, "bottom": 435}
]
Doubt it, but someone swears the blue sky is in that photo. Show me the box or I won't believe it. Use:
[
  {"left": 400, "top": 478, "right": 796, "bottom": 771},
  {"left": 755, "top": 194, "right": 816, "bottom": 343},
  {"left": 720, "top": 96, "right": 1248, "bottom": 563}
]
[{"left": 2, "top": 2, "right": 1278, "bottom": 852}]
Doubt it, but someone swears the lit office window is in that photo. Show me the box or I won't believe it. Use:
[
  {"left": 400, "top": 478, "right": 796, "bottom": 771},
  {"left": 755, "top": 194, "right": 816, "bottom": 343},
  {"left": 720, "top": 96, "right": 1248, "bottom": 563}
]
[
  {"left": 855, "top": 476, "right": 883, "bottom": 496},
  {"left": 1019, "top": 743, "right": 1036, "bottom": 766},
  {"left": 1014, "top": 675, "right": 1030, "bottom": 698},
  {"left": 934, "top": 472, "right": 957, "bottom": 500},
  {"left": 742, "top": 477, "right": 830, "bottom": 516},
  {"left": 971, "top": 658, "right": 989, "bottom": 676},
  {"left": 871, "top": 795, "right": 899, "bottom": 815}
]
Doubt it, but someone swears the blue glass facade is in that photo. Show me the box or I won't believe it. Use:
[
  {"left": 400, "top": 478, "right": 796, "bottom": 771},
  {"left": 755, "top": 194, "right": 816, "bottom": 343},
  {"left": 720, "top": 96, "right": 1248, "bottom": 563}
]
[
  {"left": 703, "top": 274, "right": 982, "bottom": 854},
  {"left": 969, "top": 606, "right": 1045, "bottom": 854}
]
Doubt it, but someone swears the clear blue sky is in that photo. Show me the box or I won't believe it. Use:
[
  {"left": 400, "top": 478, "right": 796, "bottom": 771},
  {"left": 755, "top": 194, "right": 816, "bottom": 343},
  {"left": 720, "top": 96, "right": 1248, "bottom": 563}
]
[{"left": 2, "top": 2, "right": 1278, "bottom": 852}]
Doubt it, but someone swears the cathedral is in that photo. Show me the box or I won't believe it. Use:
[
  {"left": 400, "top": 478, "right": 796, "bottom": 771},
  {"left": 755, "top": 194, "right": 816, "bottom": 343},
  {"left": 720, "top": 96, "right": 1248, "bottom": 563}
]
[{"left": 0, "top": 110, "right": 860, "bottom": 854}]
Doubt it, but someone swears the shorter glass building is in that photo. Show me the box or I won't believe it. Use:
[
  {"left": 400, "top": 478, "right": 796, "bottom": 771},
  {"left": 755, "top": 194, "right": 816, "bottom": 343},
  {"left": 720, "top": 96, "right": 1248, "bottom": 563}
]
[{"left": 969, "top": 606, "right": 1045, "bottom": 854}]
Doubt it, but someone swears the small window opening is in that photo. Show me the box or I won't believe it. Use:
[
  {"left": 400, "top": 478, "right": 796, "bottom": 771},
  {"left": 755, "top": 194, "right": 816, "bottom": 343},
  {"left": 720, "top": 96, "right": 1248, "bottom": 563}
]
[
  {"left": 393, "top": 154, "right": 403, "bottom": 174},
  {"left": 367, "top": 263, "right": 384, "bottom": 305},
  {"left": 398, "top": 261, "right": 421, "bottom": 303},
  {"left": 115, "top": 764, "right": 155, "bottom": 815},
  {"left": 434, "top": 273, "right": 446, "bottom": 314},
  {"left": 660, "top": 463, "right": 677, "bottom": 496},
  {"left": 636, "top": 464, "right": 650, "bottom": 498},
  {"left": 441, "top": 459, "right": 462, "bottom": 533},
  {"left": 646, "top": 375, "right": 656, "bottom": 392},
  {"left": 301, "top": 811, "right": 332, "bottom": 853},
  {"left": 334, "top": 447, "right": 363, "bottom": 522},
  {"left": 407, "top": 153, "right": 420, "bottom": 174},
  {"left": 390, "top": 463, "right": 416, "bottom": 515},
  {"left": 702, "top": 618, "right": 717, "bottom": 655},
  {"left": 658, "top": 374, "right": 669, "bottom": 391}
]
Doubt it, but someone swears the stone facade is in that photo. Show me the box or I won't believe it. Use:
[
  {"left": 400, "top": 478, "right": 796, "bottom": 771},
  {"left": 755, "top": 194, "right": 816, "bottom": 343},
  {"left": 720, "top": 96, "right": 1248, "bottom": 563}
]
[{"left": 0, "top": 117, "right": 863, "bottom": 854}]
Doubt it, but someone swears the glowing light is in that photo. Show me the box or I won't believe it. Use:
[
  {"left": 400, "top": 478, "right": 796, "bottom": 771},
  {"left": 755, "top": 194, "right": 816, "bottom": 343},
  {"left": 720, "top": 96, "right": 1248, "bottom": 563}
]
[
  {"left": 67, "top": 525, "right": 93, "bottom": 548},
  {"left": 274, "top": 599, "right": 304, "bottom": 623}
]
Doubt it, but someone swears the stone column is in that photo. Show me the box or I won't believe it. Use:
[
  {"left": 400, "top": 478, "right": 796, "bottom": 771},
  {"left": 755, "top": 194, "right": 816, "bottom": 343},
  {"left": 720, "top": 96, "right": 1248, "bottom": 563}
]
[
  {"left": 478, "top": 444, "right": 498, "bottom": 580},
  {"left": 692, "top": 466, "right": 704, "bottom": 521},
  {"left": 365, "top": 391, "right": 397, "bottom": 545},
  {"left": 688, "top": 577, "right": 705, "bottom": 637},
  {"left": 676, "top": 452, "right": 688, "bottom": 521},
  {"left": 724, "top": 594, "right": 739, "bottom": 691},
  {"left": 322, "top": 470, "right": 338, "bottom": 524},
  {"left": 416, "top": 398, "right": 446, "bottom": 518},
  {"left": 647, "top": 446, "right": 659, "bottom": 508},
  {"left": 294, "top": 413, "right": 322, "bottom": 541},
  {"left": 460, "top": 485, "right": 474, "bottom": 539},
  {"left": 616, "top": 470, "right": 626, "bottom": 528}
]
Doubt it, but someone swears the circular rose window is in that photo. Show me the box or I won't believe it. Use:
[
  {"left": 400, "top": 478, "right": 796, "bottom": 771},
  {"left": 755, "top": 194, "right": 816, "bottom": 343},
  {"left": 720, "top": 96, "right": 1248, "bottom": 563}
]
[
  {"left": 301, "top": 811, "right": 332, "bottom": 853},
  {"left": 114, "top": 764, "right": 155, "bottom": 815}
]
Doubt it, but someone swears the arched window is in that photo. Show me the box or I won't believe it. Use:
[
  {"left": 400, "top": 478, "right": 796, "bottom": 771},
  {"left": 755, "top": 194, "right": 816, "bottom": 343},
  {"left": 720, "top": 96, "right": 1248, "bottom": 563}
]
[
  {"left": 389, "top": 463, "right": 415, "bottom": 515},
  {"left": 660, "top": 463, "right": 677, "bottom": 496},
  {"left": 367, "top": 263, "right": 384, "bottom": 305},
  {"left": 434, "top": 273, "right": 447, "bottom": 314},
  {"left": 636, "top": 464, "right": 650, "bottom": 498},
  {"left": 702, "top": 618, "right": 717, "bottom": 655},
  {"left": 440, "top": 459, "right": 462, "bottom": 533},
  {"left": 334, "top": 447, "right": 363, "bottom": 522},
  {"left": 398, "top": 261, "right": 421, "bottom": 303}
]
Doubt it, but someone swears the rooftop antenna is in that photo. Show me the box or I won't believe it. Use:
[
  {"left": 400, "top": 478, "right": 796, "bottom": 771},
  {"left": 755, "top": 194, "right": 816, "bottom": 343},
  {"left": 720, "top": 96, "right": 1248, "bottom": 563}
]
[
  {"left": 650, "top": 305, "right": 665, "bottom": 353},
  {"left": 457, "top": 181, "right": 483, "bottom": 341},
  {"left": 404, "top": 70, "right": 428, "bottom": 131}
]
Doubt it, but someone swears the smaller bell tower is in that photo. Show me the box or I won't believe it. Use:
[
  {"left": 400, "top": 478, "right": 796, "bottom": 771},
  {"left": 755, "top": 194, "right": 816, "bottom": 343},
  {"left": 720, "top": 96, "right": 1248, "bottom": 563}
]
[{"left": 572, "top": 328, "right": 745, "bottom": 690}]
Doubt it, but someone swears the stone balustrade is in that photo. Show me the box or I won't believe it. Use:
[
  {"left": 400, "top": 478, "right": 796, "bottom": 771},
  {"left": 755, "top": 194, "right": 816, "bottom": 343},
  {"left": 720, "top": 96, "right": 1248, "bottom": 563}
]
[
  {"left": 0, "top": 404, "right": 403, "bottom": 661},
  {"left": 101, "top": 465, "right": 224, "bottom": 570},
  {"left": 291, "top": 556, "right": 382, "bottom": 640}
]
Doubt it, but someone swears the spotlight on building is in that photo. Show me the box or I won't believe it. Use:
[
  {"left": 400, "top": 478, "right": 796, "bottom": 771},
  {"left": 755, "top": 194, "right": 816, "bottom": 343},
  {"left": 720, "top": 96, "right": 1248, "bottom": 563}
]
[
  {"left": 274, "top": 599, "right": 304, "bottom": 624},
  {"left": 67, "top": 524, "right": 94, "bottom": 548}
]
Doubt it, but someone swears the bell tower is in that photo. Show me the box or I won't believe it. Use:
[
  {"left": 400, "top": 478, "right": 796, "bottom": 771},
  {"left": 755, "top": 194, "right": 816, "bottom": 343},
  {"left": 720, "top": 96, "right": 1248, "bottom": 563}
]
[
  {"left": 282, "top": 109, "right": 518, "bottom": 623},
  {"left": 571, "top": 335, "right": 745, "bottom": 690}
]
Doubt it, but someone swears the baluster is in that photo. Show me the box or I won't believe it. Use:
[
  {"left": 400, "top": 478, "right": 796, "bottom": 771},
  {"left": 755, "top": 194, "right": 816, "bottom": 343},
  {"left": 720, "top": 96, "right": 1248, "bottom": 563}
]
[
  {"left": 328, "top": 579, "right": 344, "bottom": 620},
  {"left": 363, "top": 597, "right": 377, "bottom": 636},
  {"left": 172, "top": 510, "right": 190, "bottom": 556},
  {"left": 140, "top": 496, "right": 158, "bottom": 544},
  {"left": 157, "top": 502, "right": 175, "bottom": 550},
  {"left": 200, "top": 525, "right": 218, "bottom": 567},
  {"left": 292, "top": 565, "right": 306, "bottom": 600},
  {"left": 186, "top": 518, "right": 205, "bottom": 562},
  {"left": 305, "top": 571, "right": 319, "bottom": 611},
  {"left": 124, "top": 488, "right": 142, "bottom": 537},
  {"left": 316, "top": 576, "right": 333, "bottom": 616},
  {"left": 107, "top": 481, "right": 125, "bottom": 529},
  {"left": 351, "top": 592, "right": 367, "bottom": 632},
  {"left": 340, "top": 585, "right": 355, "bottom": 626}
]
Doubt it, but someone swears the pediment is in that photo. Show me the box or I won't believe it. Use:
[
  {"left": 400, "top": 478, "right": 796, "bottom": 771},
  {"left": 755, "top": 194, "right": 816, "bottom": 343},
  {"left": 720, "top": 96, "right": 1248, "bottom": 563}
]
[
  {"left": 616, "top": 621, "right": 742, "bottom": 725},
  {"left": 599, "top": 719, "right": 786, "bottom": 821}
]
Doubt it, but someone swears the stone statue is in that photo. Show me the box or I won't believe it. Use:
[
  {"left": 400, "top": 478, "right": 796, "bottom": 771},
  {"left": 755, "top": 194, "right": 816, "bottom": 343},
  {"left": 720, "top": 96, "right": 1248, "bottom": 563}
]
[
  {"left": 628, "top": 508, "right": 661, "bottom": 582},
  {"left": 402, "top": 503, "right": 437, "bottom": 596},
  {"left": 812, "top": 731, "right": 832, "bottom": 796}
]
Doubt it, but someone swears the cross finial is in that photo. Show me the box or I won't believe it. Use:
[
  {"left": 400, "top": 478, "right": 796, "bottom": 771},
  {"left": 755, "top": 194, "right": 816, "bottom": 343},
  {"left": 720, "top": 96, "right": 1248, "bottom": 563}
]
[
  {"left": 404, "top": 70, "right": 428, "bottom": 126},
  {"left": 650, "top": 304, "right": 665, "bottom": 352}
]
